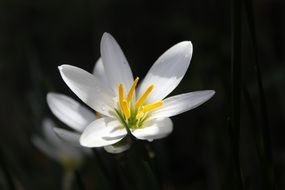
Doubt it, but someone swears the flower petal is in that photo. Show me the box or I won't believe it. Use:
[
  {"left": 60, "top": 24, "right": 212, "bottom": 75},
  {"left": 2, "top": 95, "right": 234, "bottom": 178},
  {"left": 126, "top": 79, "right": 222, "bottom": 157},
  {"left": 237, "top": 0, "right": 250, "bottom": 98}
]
[
  {"left": 138, "top": 41, "right": 193, "bottom": 103},
  {"left": 104, "top": 143, "right": 130, "bottom": 154},
  {"left": 42, "top": 118, "right": 65, "bottom": 150},
  {"left": 41, "top": 119, "right": 84, "bottom": 164},
  {"left": 53, "top": 127, "right": 81, "bottom": 146},
  {"left": 47, "top": 93, "right": 96, "bottom": 132},
  {"left": 132, "top": 117, "right": 173, "bottom": 141},
  {"left": 100, "top": 33, "right": 133, "bottom": 94},
  {"left": 80, "top": 117, "right": 127, "bottom": 147},
  {"left": 92, "top": 57, "right": 109, "bottom": 87},
  {"left": 151, "top": 90, "right": 215, "bottom": 118},
  {"left": 32, "top": 135, "right": 61, "bottom": 162},
  {"left": 59, "top": 65, "right": 114, "bottom": 117}
]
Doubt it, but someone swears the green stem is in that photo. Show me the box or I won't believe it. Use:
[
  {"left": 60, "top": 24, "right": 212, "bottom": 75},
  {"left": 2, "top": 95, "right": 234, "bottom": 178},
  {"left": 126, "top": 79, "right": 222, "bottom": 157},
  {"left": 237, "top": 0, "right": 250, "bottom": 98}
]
[
  {"left": 115, "top": 141, "right": 160, "bottom": 190},
  {"left": 62, "top": 170, "right": 74, "bottom": 190},
  {"left": 91, "top": 149, "right": 122, "bottom": 190}
]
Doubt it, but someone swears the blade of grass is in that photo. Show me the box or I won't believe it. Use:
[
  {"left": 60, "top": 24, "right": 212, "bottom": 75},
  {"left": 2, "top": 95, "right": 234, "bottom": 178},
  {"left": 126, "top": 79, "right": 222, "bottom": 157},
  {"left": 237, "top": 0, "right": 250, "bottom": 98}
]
[
  {"left": 230, "top": 0, "right": 244, "bottom": 189},
  {"left": 74, "top": 170, "right": 86, "bottom": 190},
  {"left": 0, "top": 149, "right": 16, "bottom": 190},
  {"left": 242, "top": 85, "right": 260, "bottom": 152},
  {"left": 243, "top": 0, "right": 275, "bottom": 189}
]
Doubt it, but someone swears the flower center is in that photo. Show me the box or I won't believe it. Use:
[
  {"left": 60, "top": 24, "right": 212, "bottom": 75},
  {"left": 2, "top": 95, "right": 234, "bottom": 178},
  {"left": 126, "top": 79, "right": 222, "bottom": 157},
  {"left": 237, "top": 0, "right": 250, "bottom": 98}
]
[{"left": 115, "top": 77, "right": 163, "bottom": 129}]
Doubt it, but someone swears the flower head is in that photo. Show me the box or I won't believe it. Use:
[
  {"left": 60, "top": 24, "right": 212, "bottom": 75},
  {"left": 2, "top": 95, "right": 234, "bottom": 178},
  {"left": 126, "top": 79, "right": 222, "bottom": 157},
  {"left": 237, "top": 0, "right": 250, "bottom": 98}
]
[{"left": 58, "top": 33, "right": 215, "bottom": 148}]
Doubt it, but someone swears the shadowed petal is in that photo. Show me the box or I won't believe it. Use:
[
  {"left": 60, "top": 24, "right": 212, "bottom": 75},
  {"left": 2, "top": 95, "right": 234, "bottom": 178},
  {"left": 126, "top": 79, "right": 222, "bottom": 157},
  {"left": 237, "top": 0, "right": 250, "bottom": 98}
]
[
  {"left": 104, "top": 143, "right": 130, "bottom": 154},
  {"left": 151, "top": 90, "right": 215, "bottom": 118},
  {"left": 53, "top": 127, "right": 81, "bottom": 146},
  {"left": 80, "top": 117, "right": 127, "bottom": 147},
  {"left": 132, "top": 117, "right": 173, "bottom": 141},
  {"left": 47, "top": 93, "right": 96, "bottom": 132},
  {"left": 138, "top": 41, "right": 193, "bottom": 103},
  {"left": 92, "top": 58, "right": 110, "bottom": 87},
  {"left": 42, "top": 118, "right": 66, "bottom": 150}
]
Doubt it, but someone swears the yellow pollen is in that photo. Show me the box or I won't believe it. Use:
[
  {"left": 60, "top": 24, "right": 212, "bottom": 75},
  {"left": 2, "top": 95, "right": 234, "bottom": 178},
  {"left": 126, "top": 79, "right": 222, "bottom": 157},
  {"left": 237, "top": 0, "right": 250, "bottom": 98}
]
[
  {"left": 127, "top": 77, "right": 139, "bottom": 102},
  {"left": 119, "top": 83, "right": 124, "bottom": 108},
  {"left": 121, "top": 100, "right": 131, "bottom": 119},
  {"left": 135, "top": 84, "right": 154, "bottom": 108},
  {"left": 141, "top": 101, "right": 164, "bottom": 112}
]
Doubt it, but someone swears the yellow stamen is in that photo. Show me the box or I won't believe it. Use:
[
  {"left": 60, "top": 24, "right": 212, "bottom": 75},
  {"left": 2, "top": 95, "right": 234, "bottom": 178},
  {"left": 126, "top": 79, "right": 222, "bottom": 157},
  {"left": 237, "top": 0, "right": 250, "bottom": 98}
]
[
  {"left": 141, "top": 101, "right": 164, "bottom": 112},
  {"left": 119, "top": 83, "right": 124, "bottom": 108},
  {"left": 136, "top": 111, "right": 144, "bottom": 120},
  {"left": 127, "top": 77, "right": 139, "bottom": 102},
  {"left": 135, "top": 84, "right": 154, "bottom": 108},
  {"left": 121, "top": 100, "right": 131, "bottom": 119}
]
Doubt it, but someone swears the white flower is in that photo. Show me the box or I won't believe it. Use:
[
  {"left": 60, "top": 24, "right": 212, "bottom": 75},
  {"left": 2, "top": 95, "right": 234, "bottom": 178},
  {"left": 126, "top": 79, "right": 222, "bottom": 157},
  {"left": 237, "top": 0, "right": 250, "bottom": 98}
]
[
  {"left": 32, "top": 118, "right": 85, "bottom": 169},
  {"left": 58, "top": 32, "right": 215, "bottom": 148}
]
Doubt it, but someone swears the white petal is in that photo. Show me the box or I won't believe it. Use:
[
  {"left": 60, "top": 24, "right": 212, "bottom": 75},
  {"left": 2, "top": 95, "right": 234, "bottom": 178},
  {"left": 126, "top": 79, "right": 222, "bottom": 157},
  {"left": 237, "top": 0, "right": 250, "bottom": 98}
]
[
  {"left": 42, "top": 118, "right": 65, "bottom": 150},
  {"left": 100, "top": 33, "right": 133, "bottom": 94},
  {"left": 104, "top": 143, "right": 130, "bottom": 154},
  {"left": 47, "top": 93, "right": 96, "bottom": 132},
  {"left": 59, "top": 65, "right": 115, "bottom": 117},
  {"left": 41, "top": 119, "right": 84, "bottom": 163},
  {"left": 138, "top": 41, "right": 193, "bottom": 103},
  {"left": 53, "top": 127, "right": 81, "bottom": 147},
  {"left": 32, "top": 135, "right": 61, "bottom": 163},
  {"left": 132, "top": 117, "right": 173, "bottom": 141},
  {"left": 151, "top": 90, "right": 215, "bottom": 118},
  {"left": 80, "top": 117, "right": 127, "bottom": 147},
  {"left": 92, "top": 58, "right": 109, "bottom": 87}
]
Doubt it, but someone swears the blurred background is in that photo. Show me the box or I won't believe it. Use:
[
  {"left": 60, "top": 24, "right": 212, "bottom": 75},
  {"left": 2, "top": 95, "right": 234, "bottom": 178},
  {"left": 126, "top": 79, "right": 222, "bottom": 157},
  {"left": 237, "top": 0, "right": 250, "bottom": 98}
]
[{"left": 0, "top": 0, "right": 284, "bottom": 189}]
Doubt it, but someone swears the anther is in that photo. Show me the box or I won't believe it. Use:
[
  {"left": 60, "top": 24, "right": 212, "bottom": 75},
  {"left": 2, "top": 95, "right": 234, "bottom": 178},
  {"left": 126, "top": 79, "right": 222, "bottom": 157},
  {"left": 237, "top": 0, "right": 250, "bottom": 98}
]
[
  {"left": 119, "top": 83, "right": 124, "bottom": 108},
  {"left": 127, "top": 77, "right": 139, "bottom": 102},
  {"left": 135, "top": 84, "right": 154, "bottom": 108},
  {"left": 122, "top": 100, "right": 131, "bottom": 119},
  {"left": 141, "top": 101, "right": 164, "bottom": 112}
]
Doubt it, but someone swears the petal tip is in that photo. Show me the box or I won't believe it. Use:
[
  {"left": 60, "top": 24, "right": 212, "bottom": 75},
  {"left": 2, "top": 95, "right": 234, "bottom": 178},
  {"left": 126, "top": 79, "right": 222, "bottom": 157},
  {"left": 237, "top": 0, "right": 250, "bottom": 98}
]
[
  {"left": 101, "top": 32, "right": 113, "bottom": 42},
  {"left": 58, "top": 65, "right": 63, "bottom": 71},
  {"left": 79, "top": 135, "right": 87, "bottom": 147},
  {"left": 58, "top": 64, "right": 74, "bottom": 72},
  {"left": 46, "top": 92, "right": 64, "bottom": 110},
  {"left": 102, "top": 32, "right": 111, "bottom": 37},
  {"left": 181, "top": 41, "right": 193, "bottom": 55},
  {"left": 47, "top": 92, "right": 59, "bottom": 100},
  {"left": 79, "top": 133, "right": 92, "bottom": 148},
  {"left": 208, "top": 90, "right": 216, "bottom": 97}
]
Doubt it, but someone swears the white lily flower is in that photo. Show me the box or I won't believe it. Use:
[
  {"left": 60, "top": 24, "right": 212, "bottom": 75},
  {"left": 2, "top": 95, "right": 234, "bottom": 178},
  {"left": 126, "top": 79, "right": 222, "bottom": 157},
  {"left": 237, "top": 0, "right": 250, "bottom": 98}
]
[
  {"left": 32, "top": 118, "right": 84, "bottom": 170},
  {"left": 58, "top": 32, "right": 215, "bottom": 148}
]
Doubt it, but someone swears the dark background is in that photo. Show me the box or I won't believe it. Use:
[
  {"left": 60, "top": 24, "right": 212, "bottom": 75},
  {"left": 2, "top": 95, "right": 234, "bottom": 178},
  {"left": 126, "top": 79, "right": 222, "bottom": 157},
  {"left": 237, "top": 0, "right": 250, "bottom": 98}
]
[{"left": 0, "top": 0, "right": 285, "bottom": 189}]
